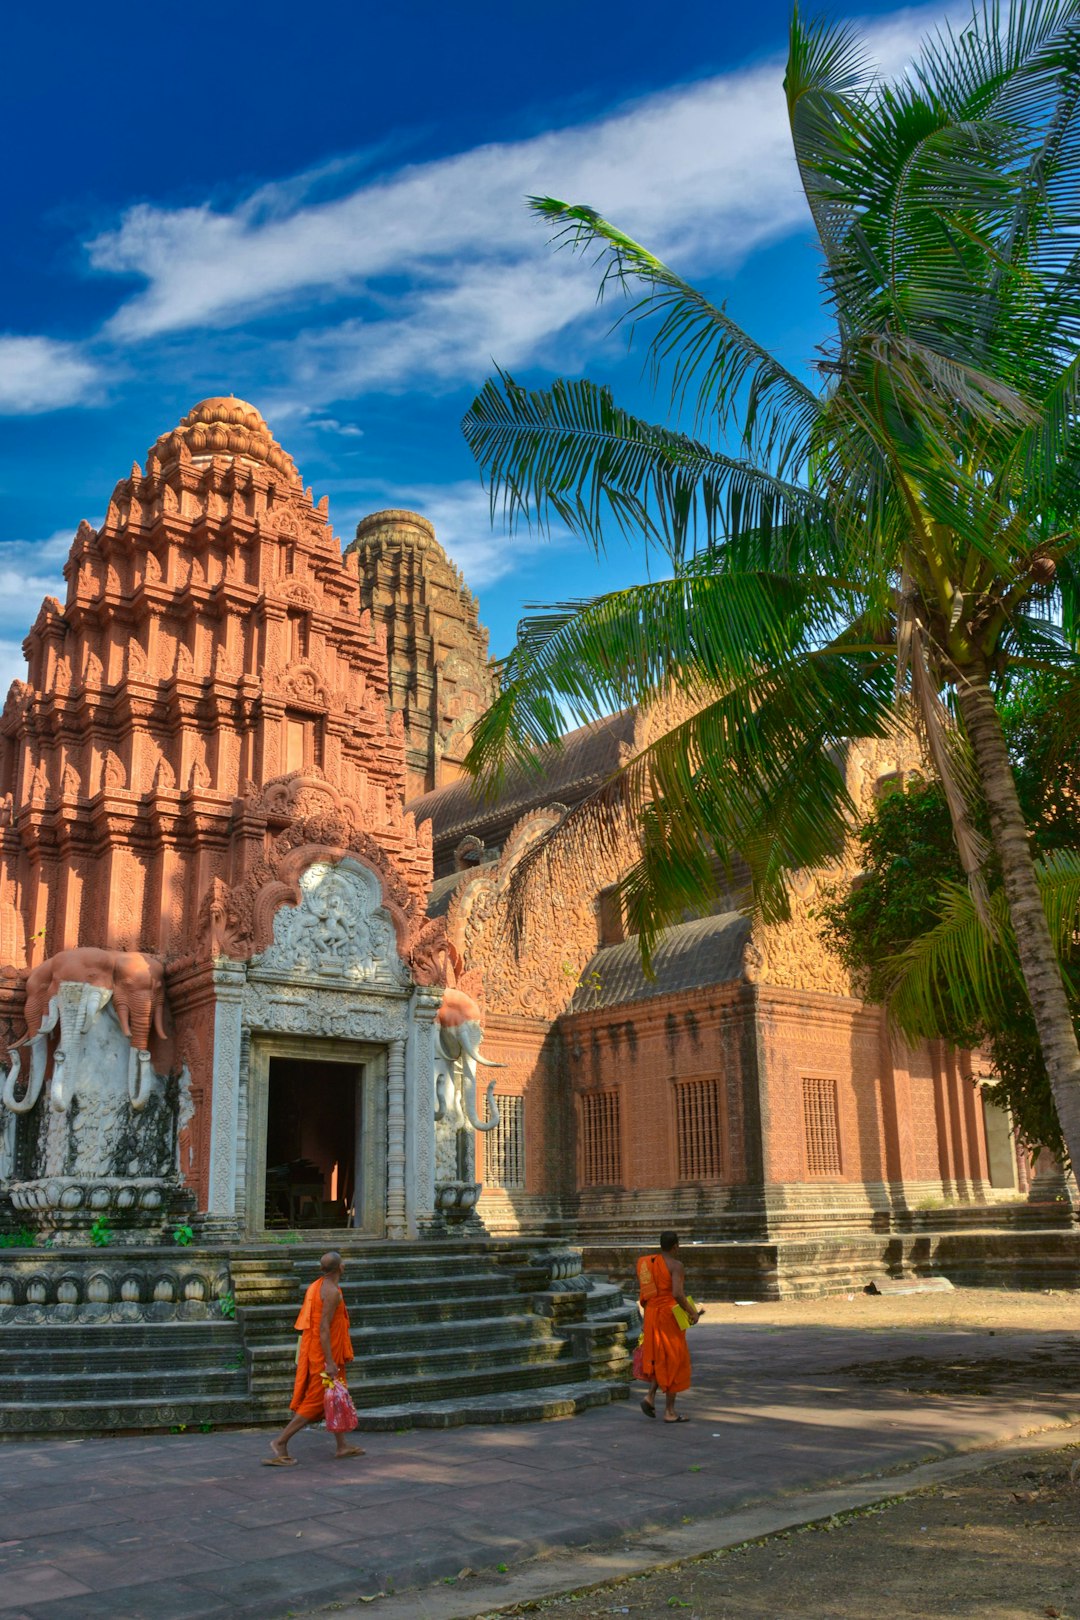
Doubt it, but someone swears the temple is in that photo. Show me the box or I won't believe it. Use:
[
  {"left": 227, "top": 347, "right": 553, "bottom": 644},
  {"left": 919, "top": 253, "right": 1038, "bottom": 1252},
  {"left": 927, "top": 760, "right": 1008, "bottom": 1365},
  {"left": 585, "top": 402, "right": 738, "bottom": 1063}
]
[{"left": 0, "top": 398, "right": 1071, "bottom": 1397}]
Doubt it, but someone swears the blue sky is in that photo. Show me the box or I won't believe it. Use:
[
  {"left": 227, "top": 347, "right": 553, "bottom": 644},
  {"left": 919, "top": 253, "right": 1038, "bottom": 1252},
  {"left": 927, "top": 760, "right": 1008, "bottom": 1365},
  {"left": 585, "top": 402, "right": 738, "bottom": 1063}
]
[{"left": 0, "top": 0, "right": 947, "bottom": 692}]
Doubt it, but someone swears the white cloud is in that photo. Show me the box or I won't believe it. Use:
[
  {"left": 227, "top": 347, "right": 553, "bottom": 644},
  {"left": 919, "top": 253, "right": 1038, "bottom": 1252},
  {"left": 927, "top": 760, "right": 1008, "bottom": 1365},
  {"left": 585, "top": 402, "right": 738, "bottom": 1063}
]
[
  {"left": 0, "top": 530, "right": 73, "bottom": 694},
  {"left": 88, "top": 5, "right": 947, "bottom": 398},
  {"left": 335, "top": 479, "right": 569, "bottom": 589},
  {"left": 0, "top": 338, "right": 101, "bottom": 414}
]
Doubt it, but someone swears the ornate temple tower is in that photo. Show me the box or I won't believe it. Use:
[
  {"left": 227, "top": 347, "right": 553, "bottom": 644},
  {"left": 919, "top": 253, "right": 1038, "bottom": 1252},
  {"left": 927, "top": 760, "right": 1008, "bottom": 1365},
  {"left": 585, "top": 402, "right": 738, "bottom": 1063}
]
[
  {"left": 347, "top": 511, "right": 496, "bottom": 798},
  {"left": 0, "top": 401, "right": 451, "bottom": 1231}
]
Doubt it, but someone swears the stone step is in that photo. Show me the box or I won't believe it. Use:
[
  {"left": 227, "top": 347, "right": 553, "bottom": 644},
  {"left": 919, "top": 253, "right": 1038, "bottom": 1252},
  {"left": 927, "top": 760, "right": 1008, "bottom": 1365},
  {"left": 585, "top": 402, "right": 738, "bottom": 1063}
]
[
  {"left": 338, "top": 1270, "right": 524, "bottom": 1308},
  {"left": 249, "top": 1312, "right": 553, "bottom": 1360},
  {"left": 351, "top": 1377, "right": 629, "bottom": 1431},
  {"left": 0, "top": 1378, "right": 627, "bottom": 1441},
  {"left": 0, "top": 1322, "right": 239, "bottom": 1351},
  {"left": 13, "top": 1368, "right": 249, "bottom": 1401},
  {"left": 0, "top": 1393, "right": 258, "bottom": 1440},
  {"left": 249, "top": 1334, "right": 570, "bottom": 1391},
  {"left": 258, "top": 1355, "right": 594, "bottom": 1410},
  {"left": 0, "top": 1342, "right": 247, "bottom": 1375},
  {"left": 239, "top": 1302, "right": 530, "bottom": 1343},
  {"left": 237, "top": 1284, "right": 530, "bottom": 1330}
]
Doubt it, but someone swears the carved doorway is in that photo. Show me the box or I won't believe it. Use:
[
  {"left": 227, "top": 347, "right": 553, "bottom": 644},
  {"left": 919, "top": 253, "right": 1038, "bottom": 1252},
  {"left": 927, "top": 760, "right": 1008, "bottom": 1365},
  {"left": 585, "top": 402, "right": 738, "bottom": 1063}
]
[
  {"left": 265, "top": 1058, "right": 358, "bottom": 1228},
  {"left": 245, "top": 1036, "right": 387, "bottom": 1237}
]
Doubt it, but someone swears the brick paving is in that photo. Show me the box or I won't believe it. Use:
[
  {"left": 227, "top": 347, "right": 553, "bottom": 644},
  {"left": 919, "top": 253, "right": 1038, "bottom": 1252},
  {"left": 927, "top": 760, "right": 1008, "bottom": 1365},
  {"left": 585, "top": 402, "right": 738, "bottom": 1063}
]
[{"left": 1, "top": 1314, "right": 1077, "bottom": 1620}]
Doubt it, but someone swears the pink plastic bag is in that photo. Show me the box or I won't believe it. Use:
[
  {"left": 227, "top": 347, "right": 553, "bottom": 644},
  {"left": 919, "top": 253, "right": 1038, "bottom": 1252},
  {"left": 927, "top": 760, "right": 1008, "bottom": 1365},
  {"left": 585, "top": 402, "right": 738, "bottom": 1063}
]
[
  {"left": 323, "top": 1378, "right": 359, "bottom": 1433},
  {"left": 632, "top": 1340, "right": 646, "bottom": 1381}
]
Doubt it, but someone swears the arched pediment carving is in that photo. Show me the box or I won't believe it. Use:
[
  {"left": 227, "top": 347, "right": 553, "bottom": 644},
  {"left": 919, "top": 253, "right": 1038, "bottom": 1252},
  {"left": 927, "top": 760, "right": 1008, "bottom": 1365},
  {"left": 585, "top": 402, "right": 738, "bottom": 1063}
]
[
  {"left": 254, "top": 858, "right": 408, "bottom": 986},
  {"left": 203, "top": 816, "right": 418, "bottom": 964}
]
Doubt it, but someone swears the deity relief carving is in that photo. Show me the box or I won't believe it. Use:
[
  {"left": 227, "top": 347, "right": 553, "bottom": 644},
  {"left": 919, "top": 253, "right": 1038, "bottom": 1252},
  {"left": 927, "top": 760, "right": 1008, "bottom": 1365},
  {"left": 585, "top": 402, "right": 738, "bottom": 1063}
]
[
  {"left": 103, "top": 752, "right": 126, "bottom": 792},
  {"left": 257, "top": 859, "right": 405, "bottom": 985}
]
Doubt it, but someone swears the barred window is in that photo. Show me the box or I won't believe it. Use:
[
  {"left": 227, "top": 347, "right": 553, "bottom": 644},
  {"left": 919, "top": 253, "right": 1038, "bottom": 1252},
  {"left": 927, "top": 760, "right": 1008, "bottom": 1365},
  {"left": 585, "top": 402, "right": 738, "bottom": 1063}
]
[
  {"left": 675, "top": 1078, "right": 724, "bottom": 1181},
  {"left": 485, "top": 1095, "right": 525, "bottom": 1190},
  {"left": 803, "top": 1077, "right": 842, "bottom": 1177},
  {"left": 579, "top": 1090, "right": 621, "bottom": 1186}
]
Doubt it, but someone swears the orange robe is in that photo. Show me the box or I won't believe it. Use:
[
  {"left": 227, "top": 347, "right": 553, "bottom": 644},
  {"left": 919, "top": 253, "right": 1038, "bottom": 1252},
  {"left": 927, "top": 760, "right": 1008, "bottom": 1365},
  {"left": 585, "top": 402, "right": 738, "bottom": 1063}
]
[
  {"left": 638, "top": 1253, "right": 692, "bottom": 1395},
  {"left": 290, "top": 1277, "right": 354, "bottom": 1420}
]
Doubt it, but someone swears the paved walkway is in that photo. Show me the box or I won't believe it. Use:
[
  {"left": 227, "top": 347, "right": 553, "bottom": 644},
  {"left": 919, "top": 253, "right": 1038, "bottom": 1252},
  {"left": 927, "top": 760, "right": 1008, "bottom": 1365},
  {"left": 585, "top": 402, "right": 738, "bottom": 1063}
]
[{"left": 2, "top": 1311, "right": 1078, "bottom": 1620}]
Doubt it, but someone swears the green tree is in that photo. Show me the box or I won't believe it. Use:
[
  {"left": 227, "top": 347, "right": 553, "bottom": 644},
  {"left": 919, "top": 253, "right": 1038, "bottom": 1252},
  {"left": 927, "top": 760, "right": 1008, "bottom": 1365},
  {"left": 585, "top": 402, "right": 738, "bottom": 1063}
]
[
  {"left": 819, "top": 686, "right": 1080, "bottom": 1158},
  {"left": 462, "top": 5, "right": 1080, "bottom": 1162}
]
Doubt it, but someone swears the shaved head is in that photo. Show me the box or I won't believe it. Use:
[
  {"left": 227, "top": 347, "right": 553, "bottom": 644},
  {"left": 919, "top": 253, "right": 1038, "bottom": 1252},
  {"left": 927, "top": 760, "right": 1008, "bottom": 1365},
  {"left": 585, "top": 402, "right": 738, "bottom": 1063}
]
[{"left": 320, "top": 1250, "right": 343, "bottom": 1276}]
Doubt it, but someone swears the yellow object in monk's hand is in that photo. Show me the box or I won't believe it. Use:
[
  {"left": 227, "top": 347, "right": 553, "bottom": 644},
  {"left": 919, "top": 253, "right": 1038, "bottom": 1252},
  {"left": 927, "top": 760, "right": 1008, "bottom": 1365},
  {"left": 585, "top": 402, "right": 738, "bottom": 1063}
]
[{"left": 672, "top": 1296, "right": 698, "bottom": 1332}]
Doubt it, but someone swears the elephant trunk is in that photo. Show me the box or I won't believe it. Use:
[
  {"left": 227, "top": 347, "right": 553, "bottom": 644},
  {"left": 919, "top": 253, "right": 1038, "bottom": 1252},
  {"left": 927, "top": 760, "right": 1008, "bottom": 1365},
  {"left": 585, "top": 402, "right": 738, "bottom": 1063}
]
[{"left": 1, "top": 1047, "right": 43, "bottom": 1114}]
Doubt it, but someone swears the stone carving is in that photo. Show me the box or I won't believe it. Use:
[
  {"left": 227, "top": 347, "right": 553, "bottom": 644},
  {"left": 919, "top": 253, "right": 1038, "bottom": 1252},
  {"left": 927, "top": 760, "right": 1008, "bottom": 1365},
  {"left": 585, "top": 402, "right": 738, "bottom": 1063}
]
[
  {"left": 0, "top": 967, "right": 190, "bottom": 1240},
  {"left": 60, "top": 763, "right": 81, "bottom": 799},
  {"left": 18, "top": 948, "right": 167, "bottom": 1054},
  {"left": 151, "top": 755, "right": 175, "bottom": 792},
  {"left": 434, "top": 988, "right": 501, "bottom": 1135},
  {"left": 103, "top": 751, "right": 126, "bottom": 792},
  {"left": 242, "top": 981, "right": 408, "bottom": 1043},
  {"left": 257, "top": 859, "right": 405, "bottom": 985},
  {"left": 188, "top": 760, "right": 211, "bottom": 791}
]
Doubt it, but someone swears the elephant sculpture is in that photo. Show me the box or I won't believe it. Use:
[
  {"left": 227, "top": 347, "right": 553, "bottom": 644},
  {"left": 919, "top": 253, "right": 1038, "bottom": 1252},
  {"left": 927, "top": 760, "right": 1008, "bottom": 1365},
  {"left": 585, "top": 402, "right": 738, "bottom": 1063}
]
[
  {"left": 434, "top": 987, "right": 501, "bottom": 1134},
  {"left": 23, "top": 949, "right": 167, "bottom": 1049},
  {"left": 2, "top": 948, "right": 168, "bottom": 1116}
]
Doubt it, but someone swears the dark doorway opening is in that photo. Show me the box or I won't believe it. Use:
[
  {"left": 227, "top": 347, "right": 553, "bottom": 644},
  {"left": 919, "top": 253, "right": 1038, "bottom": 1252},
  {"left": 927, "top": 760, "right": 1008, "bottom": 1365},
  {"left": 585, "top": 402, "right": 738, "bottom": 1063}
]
[{"left": 265, "top": 1058, "right": 359, "bottom": 1228}]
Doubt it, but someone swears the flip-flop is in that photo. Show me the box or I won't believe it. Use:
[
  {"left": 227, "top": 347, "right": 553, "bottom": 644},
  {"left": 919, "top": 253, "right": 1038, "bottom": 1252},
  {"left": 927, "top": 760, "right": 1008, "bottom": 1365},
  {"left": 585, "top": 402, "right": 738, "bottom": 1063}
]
[
  {"left": 663, "top": 1415, "right": 691, "bottom": 1424},
  {"left": 334, "top": 1447, "right": 365, "bottom": 1458},
  {"left": 262, "top": 1452, "right": 298, "bottom": 1466},
  {"left": 640, "top": 1399, "right": 656, "bottom": 1418}
]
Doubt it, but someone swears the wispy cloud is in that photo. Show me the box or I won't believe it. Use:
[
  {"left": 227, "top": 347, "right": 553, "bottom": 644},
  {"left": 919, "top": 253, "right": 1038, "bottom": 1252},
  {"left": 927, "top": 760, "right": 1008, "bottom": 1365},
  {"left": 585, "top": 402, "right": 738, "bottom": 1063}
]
[
  {"left": 87, "top": 6, "right": 946, "bottom": 400},
  {"left": 0, "top": 338, "right": 101, "bottom": 414},
  {"left": 336, "top": 479, "right": 569, "bottom": 589},
  {"left": 0, "top": 530, "right": 73, "bottom": 693}
]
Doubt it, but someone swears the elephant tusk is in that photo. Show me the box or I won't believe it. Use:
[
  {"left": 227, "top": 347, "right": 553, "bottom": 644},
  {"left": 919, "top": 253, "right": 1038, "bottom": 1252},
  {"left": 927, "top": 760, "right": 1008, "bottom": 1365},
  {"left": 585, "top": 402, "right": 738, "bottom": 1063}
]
[
  {"left": 128, "top": 1049, "right": 154, "bottom": 1112},
  {"left": 49, "top": 1051, "right": 69, "bottom": 1113}
]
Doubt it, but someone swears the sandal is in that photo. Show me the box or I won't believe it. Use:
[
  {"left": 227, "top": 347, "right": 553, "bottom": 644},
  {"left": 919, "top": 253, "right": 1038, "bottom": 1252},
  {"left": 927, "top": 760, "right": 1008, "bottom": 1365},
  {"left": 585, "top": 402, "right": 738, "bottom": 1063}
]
[
  {"left": 262, "top": 1451, "right": 298, "bottom": 1466},
  {"left": 640, "top": 1399, "right": 656, "bottom": 1418},
  {"left": 663, "top": 1415, "right": 691, "bottom": 1424}
]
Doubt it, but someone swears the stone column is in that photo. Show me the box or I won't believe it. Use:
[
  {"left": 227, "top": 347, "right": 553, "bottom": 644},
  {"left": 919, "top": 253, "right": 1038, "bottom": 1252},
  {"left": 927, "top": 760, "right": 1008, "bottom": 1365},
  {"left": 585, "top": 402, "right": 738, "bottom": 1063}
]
[
  {"left": 406, "top": 989, "right": 440, "bottom": 1236},
  {"left": 386, "top": 1037, "right": 407, "bottom": 1239},
  {"left": 207, "top": 965, "right": 246, "bottom": 1218}
]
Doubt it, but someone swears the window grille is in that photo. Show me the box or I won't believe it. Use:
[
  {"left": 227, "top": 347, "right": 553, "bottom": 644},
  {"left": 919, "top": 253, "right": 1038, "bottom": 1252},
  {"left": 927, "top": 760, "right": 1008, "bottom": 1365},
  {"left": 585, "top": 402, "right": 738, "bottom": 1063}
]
[
  {"left": 675, "top": 1078, "right": 724, "bottom": 1181},
  {"left": 579, "top": 1090, "right": 621, "bottom": 1186},
  {"left": 485, "top": 1095, "right": 525, "bottom": 1190},
  {"left": 802, "top": 1077, "right": 842, "bottom": 1177}
]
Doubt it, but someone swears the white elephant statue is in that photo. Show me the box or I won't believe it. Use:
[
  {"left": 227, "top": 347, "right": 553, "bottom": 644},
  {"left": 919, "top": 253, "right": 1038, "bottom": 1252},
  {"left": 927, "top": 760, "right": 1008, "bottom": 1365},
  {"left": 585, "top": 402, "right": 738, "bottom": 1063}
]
[{"left": 433, "top": 988, "right": 502, "bottom": 1134}]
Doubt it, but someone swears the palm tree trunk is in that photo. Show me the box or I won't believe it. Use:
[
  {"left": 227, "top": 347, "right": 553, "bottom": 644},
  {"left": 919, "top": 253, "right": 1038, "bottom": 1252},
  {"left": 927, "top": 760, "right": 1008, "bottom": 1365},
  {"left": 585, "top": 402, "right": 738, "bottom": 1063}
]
[{"left": 954, "top": 665, "right": 1080, "bottom": 1173}]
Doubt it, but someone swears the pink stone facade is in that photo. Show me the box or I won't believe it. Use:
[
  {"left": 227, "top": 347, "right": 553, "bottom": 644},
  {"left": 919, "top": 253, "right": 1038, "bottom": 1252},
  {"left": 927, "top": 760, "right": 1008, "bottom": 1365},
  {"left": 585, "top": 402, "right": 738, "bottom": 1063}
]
[{"left": 0, "top": 401, "right": 443, "bottom": 1214}]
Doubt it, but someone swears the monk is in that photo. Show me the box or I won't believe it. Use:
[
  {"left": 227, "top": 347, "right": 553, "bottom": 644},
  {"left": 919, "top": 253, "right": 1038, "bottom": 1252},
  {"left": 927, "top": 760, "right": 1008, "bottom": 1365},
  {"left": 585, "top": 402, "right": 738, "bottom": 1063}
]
[
  {"left": 264, "top": 1250, "right": 363, "bottom": 1465},
  {"left": 637, "top": 1231, "right": 703, "bottom": 1424}
]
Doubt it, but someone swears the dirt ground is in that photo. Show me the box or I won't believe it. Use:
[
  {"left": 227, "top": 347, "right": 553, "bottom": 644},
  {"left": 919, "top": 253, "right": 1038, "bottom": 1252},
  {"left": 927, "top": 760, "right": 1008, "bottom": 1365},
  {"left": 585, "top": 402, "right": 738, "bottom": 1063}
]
[
  {"left": 471, "top": 1446, "right": 1080, "bottom": 1619},
  {"left": 694, "top": 1284, "right": 1079, "bottom": 1336},
  {"left": 461, "top": 1289, "right": 1080, "bottom": 1620}
]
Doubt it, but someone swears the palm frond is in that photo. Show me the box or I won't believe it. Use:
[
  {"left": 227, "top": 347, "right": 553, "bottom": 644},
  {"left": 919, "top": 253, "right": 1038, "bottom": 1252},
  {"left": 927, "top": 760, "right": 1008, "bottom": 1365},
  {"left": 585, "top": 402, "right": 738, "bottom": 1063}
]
[
  {"left": 527, "top": 196, "right": 822, "bottom": 468},
  {"left": 462, "top": 371, "right": 825, "bottom": 564},
  {"left": 888, "top": 848, "right": 1080, "bottom": 1038}
]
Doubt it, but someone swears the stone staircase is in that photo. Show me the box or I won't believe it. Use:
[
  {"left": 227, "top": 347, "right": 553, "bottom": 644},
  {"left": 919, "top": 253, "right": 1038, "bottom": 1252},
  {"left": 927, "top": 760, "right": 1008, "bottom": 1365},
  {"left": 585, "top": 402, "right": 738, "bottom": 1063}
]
[
  {"left": 232, "top": 1238, "right": 631, "bottom": 1429},
  {"left": 0, "top": 1237, "right": 631, "bottom": 1438}
]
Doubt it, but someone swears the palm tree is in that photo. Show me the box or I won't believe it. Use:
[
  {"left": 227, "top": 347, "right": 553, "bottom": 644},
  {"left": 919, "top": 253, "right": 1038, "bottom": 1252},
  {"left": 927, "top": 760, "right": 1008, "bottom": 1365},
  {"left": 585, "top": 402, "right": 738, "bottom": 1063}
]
[{"left": 461, "top": 3, "right": 1080, "bottom": 1165}]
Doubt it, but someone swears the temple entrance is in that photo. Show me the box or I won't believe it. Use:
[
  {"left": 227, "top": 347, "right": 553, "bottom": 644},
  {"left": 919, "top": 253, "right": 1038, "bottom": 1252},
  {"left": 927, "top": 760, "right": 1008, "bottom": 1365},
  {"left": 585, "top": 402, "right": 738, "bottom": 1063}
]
[
  {"left": 243, "top": 1034, "right": 389, "bottom": 1237},
  {"left": 264, "top": 1058, "right": 360, "bottom": 1229}
]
